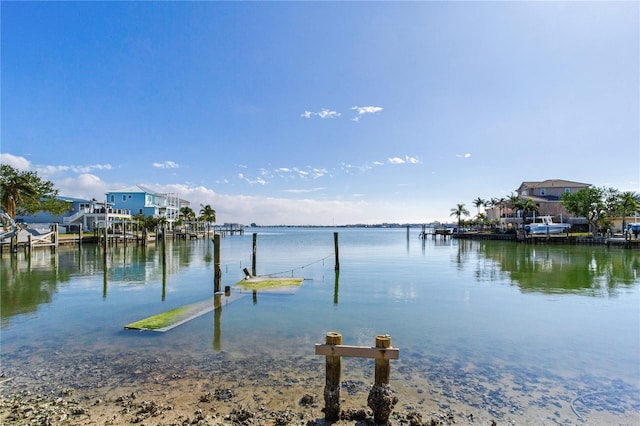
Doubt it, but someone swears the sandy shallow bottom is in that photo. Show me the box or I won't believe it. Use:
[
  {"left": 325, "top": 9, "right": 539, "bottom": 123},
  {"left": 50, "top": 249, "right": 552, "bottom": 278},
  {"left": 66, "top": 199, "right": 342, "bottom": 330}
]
[{"left": 1, "top": 339, "right": 639, "bottom": 426}]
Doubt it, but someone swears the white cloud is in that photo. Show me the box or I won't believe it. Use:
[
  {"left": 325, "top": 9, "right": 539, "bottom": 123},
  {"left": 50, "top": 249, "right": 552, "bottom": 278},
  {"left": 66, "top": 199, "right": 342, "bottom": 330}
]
[
  {"left": 54, "top": 174, "right": 118, "bottom": 201},
  {"left": 455, "top": 153, "right": 472, "bottom": 158},
  {"left": 311, "top": 168, "right": 328, "bottom": 178},
  {"left": 282, "top": 187, "right": 325, "bottom": 194},
  {"left": 0, "top": 154, "right": 112, "bottom": 176},
  {"left": 352, "top": 105, "right": 383, "bottom": 115},
  {"left": 351, "top": 105, "right": 383, "bottom": 121},
  {"left": 301, "top": 108, "right": 341, "bottom": 119},
  {"left": 317, "top": 108, "right": 340, "bottom": 119},
  {"left": 152, "top": 160, "right": 180, "bottom": 169},
  {"left": 0, "top": 153, "right": 31, "bottom": 170},
  {"left": 388, "top": 156, "right": 419, "bottom": 165}
]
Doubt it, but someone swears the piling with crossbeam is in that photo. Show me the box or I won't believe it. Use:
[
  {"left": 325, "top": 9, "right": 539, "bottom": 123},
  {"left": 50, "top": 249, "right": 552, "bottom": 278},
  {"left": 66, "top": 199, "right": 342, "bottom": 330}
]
[
  {"left": 316, "top": 332, "right": 399, "bottom": 423},
  {"left": 323, "top": 331, "right": 342, "bottom": 421}
]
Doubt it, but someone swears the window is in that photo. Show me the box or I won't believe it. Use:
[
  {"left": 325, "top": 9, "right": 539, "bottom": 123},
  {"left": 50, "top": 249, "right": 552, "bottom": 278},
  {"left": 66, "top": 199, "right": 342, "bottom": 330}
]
[
  {"left": 564, "top": 188, "right": 571, "bottom": 193},
  {"left": 540, "top": 189, "right": 546, "bottom": 196},
  {"left": 139, "top": 209, "right": 143, "bottom": 214},
  {"left": 110, "top": 195, "right": 114, "bottom": 202}
]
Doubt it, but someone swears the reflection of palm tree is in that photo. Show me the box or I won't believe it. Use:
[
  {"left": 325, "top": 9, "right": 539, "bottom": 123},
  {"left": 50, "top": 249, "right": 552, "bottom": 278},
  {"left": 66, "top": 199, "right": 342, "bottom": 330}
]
[{"left": 450, "top": 203, "right": 470, "bottom": 227}]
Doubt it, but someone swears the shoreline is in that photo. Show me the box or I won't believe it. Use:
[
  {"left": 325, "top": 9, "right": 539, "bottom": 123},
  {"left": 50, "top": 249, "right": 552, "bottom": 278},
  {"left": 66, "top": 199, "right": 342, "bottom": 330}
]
[{"left": 2, "top": 343, "right": 638, "bottom": 425}]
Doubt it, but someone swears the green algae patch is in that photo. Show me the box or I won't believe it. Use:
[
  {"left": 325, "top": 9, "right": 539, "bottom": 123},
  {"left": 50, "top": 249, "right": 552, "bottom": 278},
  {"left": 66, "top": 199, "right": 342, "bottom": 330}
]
[
  {"left": 235, "top": 277, "right": 304, "bottom": 290},
  {"left": 125, "top": 305, "right": 192, "bottom": 330},
  {"left": 125, "top": 293, "right": 248, "bottom": 332}
]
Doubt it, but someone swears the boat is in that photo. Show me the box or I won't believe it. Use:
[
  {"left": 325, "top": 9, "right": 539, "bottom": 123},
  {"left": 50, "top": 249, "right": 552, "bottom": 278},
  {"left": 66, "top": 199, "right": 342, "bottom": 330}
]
[{"left": 524, "top": 216, "right": 571, "bottom": 235}]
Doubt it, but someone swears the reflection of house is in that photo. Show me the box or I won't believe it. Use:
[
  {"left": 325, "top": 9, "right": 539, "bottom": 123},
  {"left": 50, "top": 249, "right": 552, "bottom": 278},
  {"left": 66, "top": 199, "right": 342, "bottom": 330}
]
[
  {"left": 16, "top": 196, "right": 131, "bottom": 232},
  {"left": 105, "top": 185, "right": 189, "bottom": 228},
  {"left": 497, "top": 179, "right": 591, "bottom": 229}
]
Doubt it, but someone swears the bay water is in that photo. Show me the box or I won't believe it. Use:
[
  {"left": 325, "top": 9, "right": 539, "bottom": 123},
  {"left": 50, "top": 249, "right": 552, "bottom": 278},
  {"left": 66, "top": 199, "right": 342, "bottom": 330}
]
[{"left": 1, "top": 227, "right": 639, "bottom": 424}]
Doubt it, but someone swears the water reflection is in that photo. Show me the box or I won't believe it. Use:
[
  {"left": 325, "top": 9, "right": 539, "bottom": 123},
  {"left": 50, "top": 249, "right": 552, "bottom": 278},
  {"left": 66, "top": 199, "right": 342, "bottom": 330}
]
[
  {"left": 0, "top": 250, "right": 65, "bottom": 326},
  {"left": 459, "top": 241, "right": 640, "bottom": 295},
  {"left": 0, "top": 242, "right": 214, "bottom": 327}
]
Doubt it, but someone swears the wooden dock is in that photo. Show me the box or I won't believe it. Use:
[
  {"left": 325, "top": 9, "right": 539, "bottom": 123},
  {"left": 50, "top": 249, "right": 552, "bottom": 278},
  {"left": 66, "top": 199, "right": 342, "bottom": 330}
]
[{"left": 453, "top": 231, "right": 640, "bottom": 248}]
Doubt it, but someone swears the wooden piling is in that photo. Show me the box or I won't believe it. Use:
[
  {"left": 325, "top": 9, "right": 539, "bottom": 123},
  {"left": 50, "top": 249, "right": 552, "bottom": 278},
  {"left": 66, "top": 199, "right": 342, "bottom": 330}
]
[
  {"left": 162, "top": 225, "right": 167, "bottom": 267},
  {"left": 374, "top": 334, "right": 391, "bottom": 385},
  {"left": 102, "top": 228, "right": 107, "bottom": 262},
  {"left": 252, "top": 233, "right": 257, "bottom": 276},
  {"left": 369, "top": 334, "right": 398, "bottom": 425},
  {"left": 213, "top": 233, "right": 221, "bottom": 293},
  {"left": 334, "top": 232, "right": 340, "bottom": 271},
  {"left": 324, "top": 331, "right": 342, "bottom": 421}
]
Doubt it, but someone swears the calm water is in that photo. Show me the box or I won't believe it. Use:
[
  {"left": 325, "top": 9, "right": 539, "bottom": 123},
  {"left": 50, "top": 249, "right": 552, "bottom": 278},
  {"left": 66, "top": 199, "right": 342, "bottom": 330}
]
[{"left": 1, "top": 227, "right": 639, "bottom": 423}]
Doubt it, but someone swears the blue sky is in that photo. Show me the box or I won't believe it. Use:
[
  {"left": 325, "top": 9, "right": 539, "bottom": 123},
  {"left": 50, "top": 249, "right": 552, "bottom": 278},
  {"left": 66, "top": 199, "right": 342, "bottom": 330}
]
[{"left": 2, "top": 1, "right": 638, "bottom": 225}]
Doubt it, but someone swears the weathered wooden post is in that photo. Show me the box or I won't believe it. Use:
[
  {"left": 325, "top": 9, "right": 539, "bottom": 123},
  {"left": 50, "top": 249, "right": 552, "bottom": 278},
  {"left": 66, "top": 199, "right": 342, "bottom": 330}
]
[
  {"left": 324, "top": 331, "right": 342, "bottom": 421},
  {"left": 102, "top": 227, "right": 107, "bottom": 262},
  {"left": 156, "top": 259, "right": 163, "bottom": 299},
  {"left": 141, "top": 228, "right": 147, "bottom": 246},
  {"left": 213, "top": 233, "right": 221, "bottom": 293},
  {"left": 162, "top": 225, "right": 167, "bottom": 267},
  {"left": 252, "top": 232, "right": 257, "bottom": 277},
  {"left": 374, "top": 335, "right": 391, "bottom": 385},
  {"left": 406, "top": 226, "right": 410, "bottom": 241},
  {"left": 213, "top": 294, "right": 222, "bottom": 351},
  {"left": 334, "top": 232, "right": 340, "bottom": 271},
  {"left": 78, "top": 224, "right": 83, "bottom": 248},
  {"left": 10, "top": 232, "right": 18, "bottom": 254},
  {"left": 368, "top": 334, "right": 398, "bottom": 425},
  {"left": 52, "top": 223, "right": 58, "bottom": 249}
]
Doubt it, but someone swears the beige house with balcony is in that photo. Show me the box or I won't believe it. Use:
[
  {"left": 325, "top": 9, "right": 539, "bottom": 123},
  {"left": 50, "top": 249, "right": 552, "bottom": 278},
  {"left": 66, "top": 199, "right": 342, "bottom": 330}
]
[{"left": 498, "top": 179, "right": 591, "bottom": 229}]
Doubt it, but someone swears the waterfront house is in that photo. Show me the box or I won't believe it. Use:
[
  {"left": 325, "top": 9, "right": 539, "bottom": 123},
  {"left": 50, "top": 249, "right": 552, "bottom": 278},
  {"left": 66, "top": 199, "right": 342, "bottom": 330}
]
[
  {"left": 497, "top": 179, "right": 591, "bottom": 229},
  {"left": 105, "top": 185, "right": 188, "bottom": 228},
  {"left": 16, "top": 196, "right": 131, "bottom": 232}
]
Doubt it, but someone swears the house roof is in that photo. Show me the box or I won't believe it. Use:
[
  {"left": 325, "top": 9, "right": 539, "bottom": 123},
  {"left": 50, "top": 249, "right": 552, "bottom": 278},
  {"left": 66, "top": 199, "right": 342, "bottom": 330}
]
[
  {"left": 107, "top": 185, "right": 157, "bottom": 194},
  {"left": 517, "top": 179, "right": 591, "bottom": 191},
  {"left": 57, "top": 195, "right": 92, "bottom": 203}
]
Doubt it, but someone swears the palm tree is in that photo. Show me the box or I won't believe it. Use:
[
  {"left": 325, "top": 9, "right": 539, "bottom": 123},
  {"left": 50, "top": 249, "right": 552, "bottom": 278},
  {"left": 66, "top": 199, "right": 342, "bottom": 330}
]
[
  {"left": 180, "top": 206, "right": 196, "bottom": 221},
  {"left": 619, "top": 191, "right": 640, "bottom": 234},
  {"left": 450, "top": 203, "right": 470, "bottom": 228},
  {"left": 0, "top": 165, "right": 38, "bottom": 219},
  {"left": 473, "top": 197, "right": 485, "bottom": 216},
  {"left": 199, "top": 204, "right": 216, "bottom": 236},
  {"left": 507, "top": 193, "right": 520, "bottom": 218},
  {"left": 515, "top": 198, "right": 540, "bottom": 225}
]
